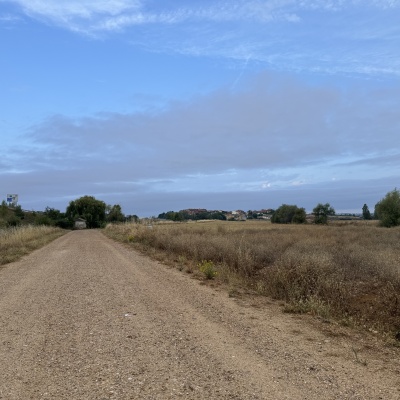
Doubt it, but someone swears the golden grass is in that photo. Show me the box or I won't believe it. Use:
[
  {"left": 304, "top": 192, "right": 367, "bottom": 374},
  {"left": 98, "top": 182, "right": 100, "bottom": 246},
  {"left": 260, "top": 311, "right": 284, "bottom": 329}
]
[
  {"left": 0, "top": 225, "right": 66, "bottom": 266},
  {"left": 104, "top": 220, "right": 400, "bottom": 337}
]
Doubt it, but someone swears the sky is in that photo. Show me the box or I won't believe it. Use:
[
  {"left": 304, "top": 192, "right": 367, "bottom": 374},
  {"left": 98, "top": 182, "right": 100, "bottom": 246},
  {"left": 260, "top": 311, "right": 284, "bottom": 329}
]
[{"left": 1, "top": 0, "right": 400, "bottom": 217}]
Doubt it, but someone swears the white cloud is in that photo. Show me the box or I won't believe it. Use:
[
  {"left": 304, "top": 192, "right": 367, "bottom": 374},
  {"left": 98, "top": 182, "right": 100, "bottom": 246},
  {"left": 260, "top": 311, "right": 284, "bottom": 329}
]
[
  {"left": 3, "top": 72, "right": 399, "bottom": 203},
  {"left": 5, "top": 0, "right": 400, "bottom": 31},
  {"left": 11, "top": 0, "right": 140, "bottom": 19}
]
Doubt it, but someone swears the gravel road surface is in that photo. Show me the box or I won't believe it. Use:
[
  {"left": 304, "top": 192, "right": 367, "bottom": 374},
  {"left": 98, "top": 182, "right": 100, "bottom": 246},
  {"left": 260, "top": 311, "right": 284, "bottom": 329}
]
[{"left": 0, "top": 230, "right": 399, "bottom": 399}]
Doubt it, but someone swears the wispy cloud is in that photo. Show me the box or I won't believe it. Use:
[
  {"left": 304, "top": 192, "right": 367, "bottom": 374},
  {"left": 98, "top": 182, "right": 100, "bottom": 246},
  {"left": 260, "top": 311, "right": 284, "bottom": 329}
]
[
  {"left": 3, "top": 0, "right": 400, "bottom": 77},
  {"left": 8, "top": 0, "right": 140, "bottom": 19},
  {"left": 4, "top": 0, "right": 400, "bottom": 30}
]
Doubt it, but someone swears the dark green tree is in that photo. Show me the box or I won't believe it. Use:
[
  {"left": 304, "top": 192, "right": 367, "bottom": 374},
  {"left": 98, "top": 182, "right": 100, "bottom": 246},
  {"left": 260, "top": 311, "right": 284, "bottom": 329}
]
[
  {"left": 14, "top": 205, "right": 25, "bottom": 219},
  {"left": 292, "top": 207, "right": 307, "bottom": 224},
  {"left": 271, "top": 204, "right": 306, "bottom": 224},
  {"left": 374, "top": 189, "right": 400, "bottom": 227},
  {"left": 126, "top": 214, "right": 139, "bottom": 223},
  {"left": 34, "top": 207, "right": 66, "bottom": 227},
  {"left": 44, "top": 207, "right": 62, "bottom": 221},
  {"left": 66, "top": 196, "right": 107, "bottom": 228},
  {"left": 209, "top": 211, "right": 227, "bottom": 221},
  {"left": 362, "top": 204, "right": 372, "bottom": 220},
  {"left": 313, "top": 203, "right": 335, "bottom": 224},
  {"left": 106, "top": 204, "right": 125, "bottom": 223},
  {"left": 158, "top": 211, "right": 183, "bottom": 221},
  {"left": 0, "top": 200, "right": 8, "bottom": 218}
]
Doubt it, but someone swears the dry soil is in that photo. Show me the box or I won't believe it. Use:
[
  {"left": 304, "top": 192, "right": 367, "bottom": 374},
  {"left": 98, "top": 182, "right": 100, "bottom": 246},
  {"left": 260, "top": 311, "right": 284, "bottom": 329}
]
[{"left": 0, "top": 230, "right": 399, "bottom": 399}]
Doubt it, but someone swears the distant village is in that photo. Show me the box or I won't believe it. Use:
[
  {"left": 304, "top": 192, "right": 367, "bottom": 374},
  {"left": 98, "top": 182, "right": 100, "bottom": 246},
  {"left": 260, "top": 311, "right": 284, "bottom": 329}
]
[
  {"left": 157, "top": 208, "right": 273, "bottom": 222},
  {"left": 157, "top": 208, "right": 362, "bottom": 222}
]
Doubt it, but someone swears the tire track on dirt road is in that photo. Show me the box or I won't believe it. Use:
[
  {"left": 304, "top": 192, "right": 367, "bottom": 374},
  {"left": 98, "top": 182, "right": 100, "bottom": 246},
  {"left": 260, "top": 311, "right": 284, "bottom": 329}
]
[{"left": 0, "top": 230, "right": 399, "bottom": 399}]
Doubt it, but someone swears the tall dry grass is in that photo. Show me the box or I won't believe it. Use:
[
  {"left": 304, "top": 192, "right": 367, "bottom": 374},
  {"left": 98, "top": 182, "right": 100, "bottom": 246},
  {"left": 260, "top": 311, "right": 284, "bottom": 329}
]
[
  {"left": 0, "top": 225, "right": 66, "bottom": 265},
  {"left": 104, "top": 221, "right": 400, "bottom": 336}
]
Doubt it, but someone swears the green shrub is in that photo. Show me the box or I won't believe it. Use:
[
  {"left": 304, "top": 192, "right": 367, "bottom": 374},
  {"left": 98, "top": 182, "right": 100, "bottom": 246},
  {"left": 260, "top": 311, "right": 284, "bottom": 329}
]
[
  {"left": 6, "top": 216, "right": 21, "bottom": 227},
  {"left": 271, "top": 204, "right": 306, "bottom": 224},
  {"left": 375, "top": 188, "right": 400, "bottom": 227},
  {"left": 34, "top": 215, "right": 54, "bottom": 226},
  {"left": 198, "top": 260, "right": 217, "bottom": 279}
]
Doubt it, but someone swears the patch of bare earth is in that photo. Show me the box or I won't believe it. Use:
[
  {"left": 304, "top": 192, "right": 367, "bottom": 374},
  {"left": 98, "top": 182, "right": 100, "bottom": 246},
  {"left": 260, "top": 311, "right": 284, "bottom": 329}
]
[{"left": 0, "top": 230, "right": 398, "bottom": 399}]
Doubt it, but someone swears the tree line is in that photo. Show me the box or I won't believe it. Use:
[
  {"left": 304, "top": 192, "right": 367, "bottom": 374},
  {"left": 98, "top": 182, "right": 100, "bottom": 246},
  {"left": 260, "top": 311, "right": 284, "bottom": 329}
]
[
  {"left": 271, "top": 188, "right": 400, "bottom": 227},
  {"left": 2, "top": 188, "right": 399, "bottom": 229},
  {"left": 0, "top": 195, "right": 138, "bottom": 229},
  {"left": 158, "top": 210, "right": 227, "bottom": 221}
]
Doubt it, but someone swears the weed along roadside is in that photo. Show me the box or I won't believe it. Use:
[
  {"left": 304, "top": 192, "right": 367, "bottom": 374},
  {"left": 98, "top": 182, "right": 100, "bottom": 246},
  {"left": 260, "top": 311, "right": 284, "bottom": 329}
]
[
  {"left": 0, "top": 225, "right": 66, "bottom": 266},
  {"left": 104, "top": 220, "right": 400, "bottom": 342}
]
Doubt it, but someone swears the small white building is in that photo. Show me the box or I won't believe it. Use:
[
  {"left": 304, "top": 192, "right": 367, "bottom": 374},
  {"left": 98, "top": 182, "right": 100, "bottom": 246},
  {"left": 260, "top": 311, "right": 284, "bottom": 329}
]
[{"left": 74, "top": 218, "right": 87, "bottom": 229}]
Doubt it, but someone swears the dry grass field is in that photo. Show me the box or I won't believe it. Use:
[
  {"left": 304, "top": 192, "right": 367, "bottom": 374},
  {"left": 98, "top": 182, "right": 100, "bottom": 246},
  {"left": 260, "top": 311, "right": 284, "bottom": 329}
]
[
  {"left": 0, "top": 225, "right": 66, "bottom": 266},
  {"left": 105, "top": 220, "right": 400, "bottom": 339}
]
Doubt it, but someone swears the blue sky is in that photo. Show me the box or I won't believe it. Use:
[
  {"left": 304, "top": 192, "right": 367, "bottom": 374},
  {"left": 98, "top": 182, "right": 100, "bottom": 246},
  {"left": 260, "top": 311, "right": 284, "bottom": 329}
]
[{"left": 1, "top": 0, "right": 399, "bottom": 216}]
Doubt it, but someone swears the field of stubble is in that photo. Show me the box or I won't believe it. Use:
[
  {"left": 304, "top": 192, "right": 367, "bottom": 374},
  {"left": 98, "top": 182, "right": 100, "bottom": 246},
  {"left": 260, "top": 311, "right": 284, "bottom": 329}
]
[{"left": 105, "top": 220, "right": 400, "bottom": 339}]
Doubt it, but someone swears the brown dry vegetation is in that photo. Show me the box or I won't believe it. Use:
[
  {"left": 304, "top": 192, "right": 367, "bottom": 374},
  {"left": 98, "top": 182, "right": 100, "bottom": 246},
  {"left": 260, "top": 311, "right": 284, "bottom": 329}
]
[
  {"left": 104, "top": 220, "right": 400, "bottom": 339},
  {"left": 0, "top": 225, "right": 66, "bottom": 266}
]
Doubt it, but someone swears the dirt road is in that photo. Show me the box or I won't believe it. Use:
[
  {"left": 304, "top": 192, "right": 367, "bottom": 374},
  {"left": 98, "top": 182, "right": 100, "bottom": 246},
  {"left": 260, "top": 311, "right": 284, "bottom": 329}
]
[{"left": 0, "top": 230, "right": 399, "bottom": 399}]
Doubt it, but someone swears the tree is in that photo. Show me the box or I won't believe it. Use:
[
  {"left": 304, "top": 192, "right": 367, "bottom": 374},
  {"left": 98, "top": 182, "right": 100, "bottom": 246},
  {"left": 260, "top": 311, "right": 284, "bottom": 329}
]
[
  {"left": 374, "top": 188, "right": 400, "bottom": 227},
  {"left": 106, "top": 204, "right": 125, "bottom": 223},
  {"left": 14, "top": 205, "right": 25, "bottom": 219},
  {"left": 271, "top": 204, "right": 306, "bottom": 224},
  {"left": 126, "top": 214, "right": 139, "bottom": 223},
  {"left": 158, "top": 211, "right": 183, "bottom": 221},
  {"left": 34, "top": 207, "right": 67, "bottom": 227},
  {"left": 66, "top": 196, "right": 107, "bottom": 228},
  {"left": 292, "top": 208, "right": 307, "bottom": 224},
  {"left": 0, "top": 200, "right": 8, "bottom": 218},
  {"left": 44, "top": 206, "right": 62, "bottom": 221},
  {"left": 209, "top": 211, "right": 227, "bottom": 221},
  {"left": 313, "top": 203, "right": 335, "bottom": 224},
  {"left": 362, "top": 204, "right": 372, "bottom": 220}
]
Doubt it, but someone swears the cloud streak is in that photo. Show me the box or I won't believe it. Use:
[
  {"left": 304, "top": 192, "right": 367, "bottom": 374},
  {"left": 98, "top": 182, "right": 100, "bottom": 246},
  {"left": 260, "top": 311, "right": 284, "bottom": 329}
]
[
  {"left": 2, "top": 0, "right": 400, "bottom": 77},
  {"left": 5, "top": 0, "right": 400, "bottom": 29}
]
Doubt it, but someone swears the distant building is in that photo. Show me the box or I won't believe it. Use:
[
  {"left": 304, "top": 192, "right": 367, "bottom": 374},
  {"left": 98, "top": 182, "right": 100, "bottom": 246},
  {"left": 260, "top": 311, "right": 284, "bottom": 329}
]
[
  {"left": 230, "top": 210, "right": 247, "bottom": 221},
  {"left": 6, "top": 194, "right": 18, "bottom": 207},
  {"left": 74, "top": 218, "right": 87, "bottom": 229}
]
